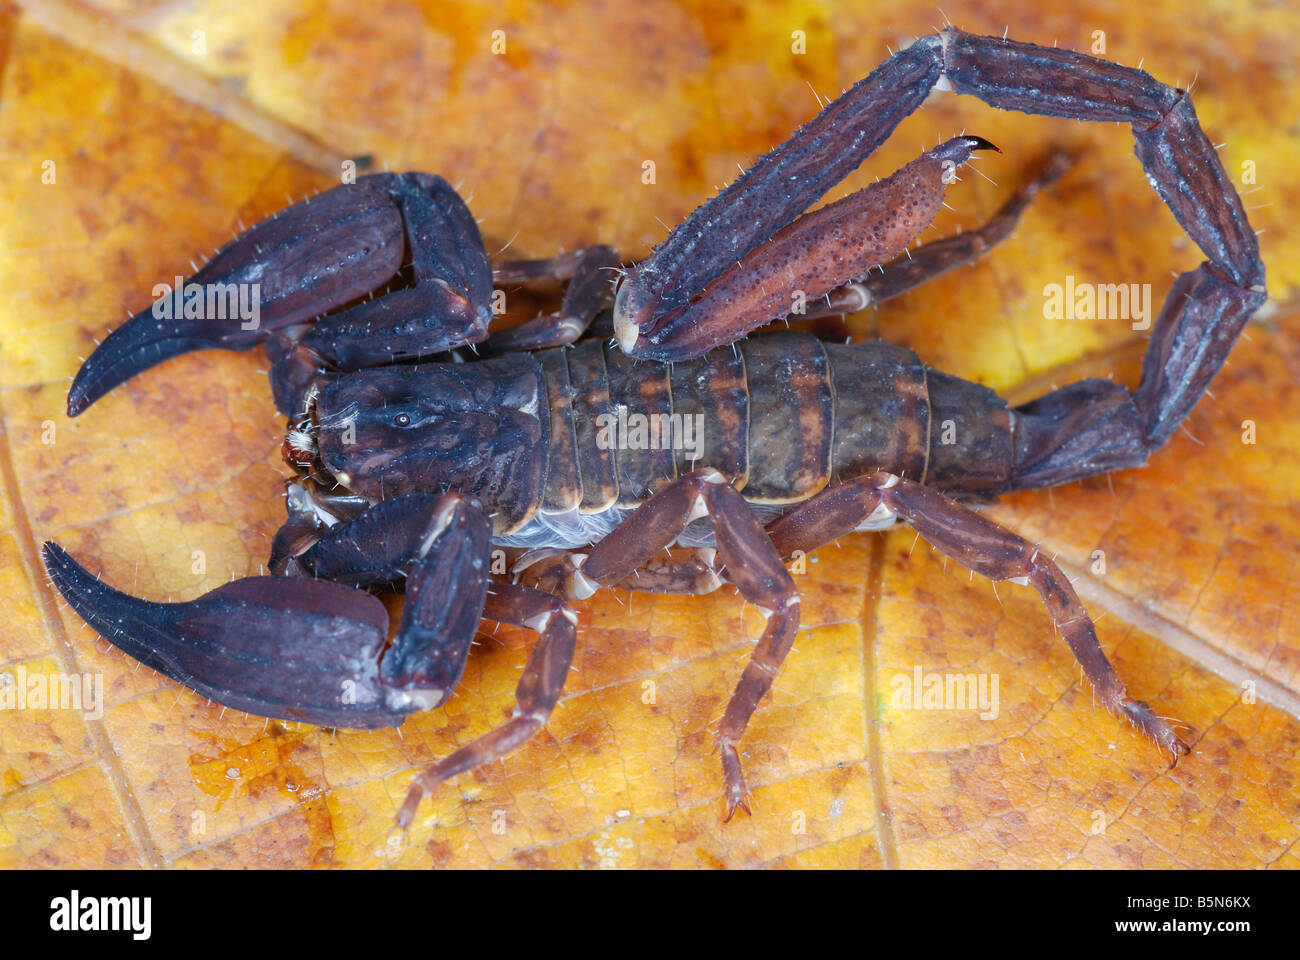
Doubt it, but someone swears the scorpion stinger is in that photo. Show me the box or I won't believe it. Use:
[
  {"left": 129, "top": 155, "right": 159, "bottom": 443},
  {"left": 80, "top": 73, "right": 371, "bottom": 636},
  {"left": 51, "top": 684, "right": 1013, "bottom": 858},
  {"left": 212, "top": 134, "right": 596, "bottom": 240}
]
[
  {"left": 612, "top": 135, "right": 999, "bottom": 362},
  {"left": 68, "top": 172, "right": 495, "bottom": 418}
]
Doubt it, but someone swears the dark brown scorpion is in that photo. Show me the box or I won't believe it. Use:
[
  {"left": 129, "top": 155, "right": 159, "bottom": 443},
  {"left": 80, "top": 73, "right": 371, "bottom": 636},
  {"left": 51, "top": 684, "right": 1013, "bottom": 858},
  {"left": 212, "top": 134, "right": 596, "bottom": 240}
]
[{"left": 42, "top": 29, "right": 1265, "bottom": 829}]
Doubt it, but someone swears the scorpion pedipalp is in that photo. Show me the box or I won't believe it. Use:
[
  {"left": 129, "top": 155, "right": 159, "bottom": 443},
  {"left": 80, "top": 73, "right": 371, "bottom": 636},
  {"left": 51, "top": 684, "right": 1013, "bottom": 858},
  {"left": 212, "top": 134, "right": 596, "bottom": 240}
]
[
  {"left": 43, "top": 491, "right": 497, "bottom": 729},
  {"left": 69, "top": 172, "right": 495, "bottom": 418},
  {"left": 43, "top": 540, "right": 403, "bottom": 728}
]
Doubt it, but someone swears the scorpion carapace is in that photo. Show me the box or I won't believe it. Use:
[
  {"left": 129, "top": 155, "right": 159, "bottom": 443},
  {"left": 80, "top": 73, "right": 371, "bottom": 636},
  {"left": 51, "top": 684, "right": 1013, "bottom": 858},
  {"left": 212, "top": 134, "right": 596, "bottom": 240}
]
[{"left": 44, "top": 28, "right": 1264, "bottom": 830}]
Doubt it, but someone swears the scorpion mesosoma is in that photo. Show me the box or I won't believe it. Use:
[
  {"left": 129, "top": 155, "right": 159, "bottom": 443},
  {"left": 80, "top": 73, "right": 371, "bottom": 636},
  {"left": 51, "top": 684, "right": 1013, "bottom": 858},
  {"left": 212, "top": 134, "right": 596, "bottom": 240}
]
[{"left": 43, "top": 28, "right": 1264, "bottom": 829}]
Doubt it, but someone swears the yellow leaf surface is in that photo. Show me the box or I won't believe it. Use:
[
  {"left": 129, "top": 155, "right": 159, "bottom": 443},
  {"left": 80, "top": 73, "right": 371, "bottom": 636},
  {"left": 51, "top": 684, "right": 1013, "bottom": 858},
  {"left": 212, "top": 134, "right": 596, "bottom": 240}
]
[{"left": 1, "top": 0, "right": 1297, "bottom": 868}]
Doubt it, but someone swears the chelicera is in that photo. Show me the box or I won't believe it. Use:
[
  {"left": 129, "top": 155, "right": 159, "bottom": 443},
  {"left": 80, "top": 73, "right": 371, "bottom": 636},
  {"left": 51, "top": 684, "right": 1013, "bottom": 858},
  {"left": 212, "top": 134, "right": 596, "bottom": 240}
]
[{"left": 44, "top": 28, "right": 1264, "bottom": 829}]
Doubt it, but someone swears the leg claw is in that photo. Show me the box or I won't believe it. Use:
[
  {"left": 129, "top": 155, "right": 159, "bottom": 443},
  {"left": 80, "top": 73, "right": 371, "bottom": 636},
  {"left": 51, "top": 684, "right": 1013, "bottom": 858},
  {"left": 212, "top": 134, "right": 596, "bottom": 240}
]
[
  {"left": 1118, "top": 697, "right": 1194, "bottom": 766},
  {"left": 719, "top": 743, "right": 755, "bottom": 822},
  {"left": 723, "top": 791, "right": 755, "bottom": 823}
]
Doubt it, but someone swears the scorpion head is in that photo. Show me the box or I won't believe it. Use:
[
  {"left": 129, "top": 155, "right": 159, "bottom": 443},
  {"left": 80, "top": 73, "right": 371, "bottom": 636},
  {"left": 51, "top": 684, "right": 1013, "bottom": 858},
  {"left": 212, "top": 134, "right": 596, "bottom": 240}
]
[{"left": 307, "top": 359, "right": 547, "bottom": 533}]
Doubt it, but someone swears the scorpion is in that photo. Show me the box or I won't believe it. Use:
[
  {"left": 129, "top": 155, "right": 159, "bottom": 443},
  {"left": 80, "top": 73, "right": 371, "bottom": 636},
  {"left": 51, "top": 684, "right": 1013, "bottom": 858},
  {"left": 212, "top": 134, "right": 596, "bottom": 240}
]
[{"left": 42, "top": 28, "right": 1265, "bottom": 830}]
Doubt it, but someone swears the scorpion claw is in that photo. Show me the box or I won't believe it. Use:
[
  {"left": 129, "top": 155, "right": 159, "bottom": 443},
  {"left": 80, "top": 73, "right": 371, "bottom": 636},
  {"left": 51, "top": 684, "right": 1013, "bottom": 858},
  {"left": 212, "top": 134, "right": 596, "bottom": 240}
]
[
  {"left": 1116, "top": 696, "right": 1195, "bottom": 766},
  {"left": 68, "top": 175, "right": 409, "bottom": 415},
  {"left": 67, "top": 306, "right": 253, "bottom": 417},
  {"left": 42, "top": 491, "right": 494, "bottom": 734},
  {"left": 41, "top": 540, "right": 415, "bottom": 729},
  {"left": 68, "top": 172, "right": 493, "bottom": 416}
]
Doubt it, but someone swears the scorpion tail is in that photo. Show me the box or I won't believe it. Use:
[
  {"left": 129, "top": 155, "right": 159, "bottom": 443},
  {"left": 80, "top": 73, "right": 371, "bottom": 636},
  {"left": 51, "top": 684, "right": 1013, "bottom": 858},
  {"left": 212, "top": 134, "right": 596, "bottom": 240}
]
[
  {"left": 41, "top": 541, "right": 411, "bottom": 729},
  {"left": 614, "top": 135, "right": 998, "bottom": 362}
]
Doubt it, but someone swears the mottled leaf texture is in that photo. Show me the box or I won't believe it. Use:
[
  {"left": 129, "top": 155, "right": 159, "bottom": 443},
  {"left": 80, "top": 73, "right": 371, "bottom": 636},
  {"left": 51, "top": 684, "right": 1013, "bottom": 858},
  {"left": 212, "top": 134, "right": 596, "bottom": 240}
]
[{"left": 1, "top": 0, "right": 1297, "bottom": 869}]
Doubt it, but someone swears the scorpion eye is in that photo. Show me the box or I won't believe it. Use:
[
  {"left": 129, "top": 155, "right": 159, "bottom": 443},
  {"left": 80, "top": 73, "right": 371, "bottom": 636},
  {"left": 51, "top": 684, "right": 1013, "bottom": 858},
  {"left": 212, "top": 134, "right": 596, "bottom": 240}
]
[{"left": 394, "top": 413, "right": 411, "bottom": 427}]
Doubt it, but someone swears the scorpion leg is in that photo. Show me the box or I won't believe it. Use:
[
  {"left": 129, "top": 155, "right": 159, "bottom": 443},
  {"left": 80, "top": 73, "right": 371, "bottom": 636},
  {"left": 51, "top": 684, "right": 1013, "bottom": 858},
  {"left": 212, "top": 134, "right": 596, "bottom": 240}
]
[
  {"left": 766, "top": 473, "right": 1192, "bottom": 759},
  {"left": 535, "top": 469, "right": 798, "bottom": 819},
  {"left": 512, "top": 547, "right": 724, "bottom": 596},
  {"left": 614, "top": 136, "right": 998, "bottom": 361},
  {"left": 397, "top": 581, "right": 578, "bottom": 829},
  {"left": 797, "top": 150, "right": 1073, "bottom": 322},
  {"left": 41, "top": 491, "right": 494, "bottom": 730},
  {"left": 493, "top": 248, "right": 608, "bottom": 284},
  {"left": 481, "top": 245, "right": 620, "bottom": 354}
]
